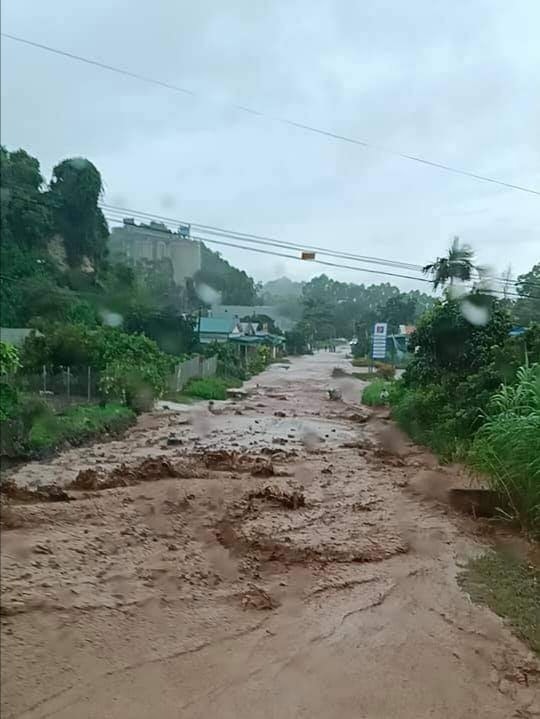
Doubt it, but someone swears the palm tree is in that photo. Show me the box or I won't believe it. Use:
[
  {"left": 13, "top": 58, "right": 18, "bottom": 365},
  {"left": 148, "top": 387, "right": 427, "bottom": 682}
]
[{"left": 422, "top": 236, "right": 475, "bottom": 291}]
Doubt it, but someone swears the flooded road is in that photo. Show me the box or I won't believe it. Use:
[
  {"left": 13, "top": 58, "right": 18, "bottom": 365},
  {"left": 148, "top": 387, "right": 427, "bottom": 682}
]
[{"left": 1, "top": 350, "right": 538, "bottom": 718}]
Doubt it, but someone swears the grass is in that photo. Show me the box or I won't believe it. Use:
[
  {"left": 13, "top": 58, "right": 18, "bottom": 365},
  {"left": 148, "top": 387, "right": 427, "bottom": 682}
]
[
  {"left": 28, "top": 403, "right": 135, "bottom": 454},
  {"left": 362, "top": 379, "right": 393, "bottom": 407},
  {"left": 162, "top": 391, "right": 197, "bottom": 405},
  {"left": 184, "top": 376, "right": 242, "bottom": 401},
  {"left": 459, "top": 550, "right": 540, "bottom": 654},
  {"left": 468, "top": 365, "right": 540, "bottom": 538},
  {"left": 352, "top": 371, "right": 377, "bottom": 380}
]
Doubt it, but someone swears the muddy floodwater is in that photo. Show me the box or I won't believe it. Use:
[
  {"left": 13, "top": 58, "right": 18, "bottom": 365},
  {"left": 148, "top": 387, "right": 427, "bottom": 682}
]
[{"left": 1, "top": 350, "right": 538, "bottom": 718}]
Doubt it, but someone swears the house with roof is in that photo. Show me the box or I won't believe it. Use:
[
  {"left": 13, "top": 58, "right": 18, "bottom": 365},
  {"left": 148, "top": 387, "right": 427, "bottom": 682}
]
[
  {"left": 198, "top": 316, "right": 240, "bottom": 344},
  {"left": 197, "top": 315, "right": 284, "bottom": 360}
]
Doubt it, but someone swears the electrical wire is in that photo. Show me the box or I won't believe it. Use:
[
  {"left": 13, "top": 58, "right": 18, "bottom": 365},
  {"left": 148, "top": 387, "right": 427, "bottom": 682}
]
[
  {"left": 101, "top": 212, "right": 540, "bottom": 300},
  {"left": 1, "top": 183, "right": 538, "bottom": 291},
  {"left": 101, "top": 203, "right": 540, "bottom": 291},
  {"left": 3, "top": 31, "right": 540, "bottom": 197}
]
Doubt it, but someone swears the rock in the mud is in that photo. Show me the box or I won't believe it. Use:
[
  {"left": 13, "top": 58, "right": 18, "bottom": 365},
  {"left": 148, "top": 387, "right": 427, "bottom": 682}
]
[
  {"left": 327, "top": 388, "right": 342, "bottom": 401},
  {"left": 347, "top": 412, "right": 369, "bottom": 424},
  {"left": 166, "top": 435, "right": 183, "bottom": 446},
  {"left": 241, "top": 584, "right": 279, "bottom": 611},
  {"left": 274, "top": 411, "right": 286, "bottom": 418},
  {"left": 251, "top": 459, "right": 275, "bottom": 478}
]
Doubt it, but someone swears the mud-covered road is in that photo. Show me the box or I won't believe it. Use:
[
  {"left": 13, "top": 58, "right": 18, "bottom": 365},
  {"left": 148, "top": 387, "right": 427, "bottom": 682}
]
[{"left": 1, "top": 350, "right": 538, "bottom": 718}]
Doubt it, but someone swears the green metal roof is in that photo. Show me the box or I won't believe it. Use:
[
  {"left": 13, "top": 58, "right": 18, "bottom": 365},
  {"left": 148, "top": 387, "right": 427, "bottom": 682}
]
[{"left": 198, "top": 317, "right": 235, "bottom": 334}]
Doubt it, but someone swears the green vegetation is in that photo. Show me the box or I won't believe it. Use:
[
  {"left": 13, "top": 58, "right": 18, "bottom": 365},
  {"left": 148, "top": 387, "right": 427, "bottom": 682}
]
[
  {"left": 28, "top": 403, "right": 135, "bottom": 454},
  {"left": 390, "top": 296, "right": 517, "bottom": 458},
  {"left": 469, "top": 365, "right": 540, "bottom": 537},
  {"left": 184, "top": 376, "right": 241, "bottom": 400},
  {"left": 459, "top": 551, "right": 540, "bottom": 654},
  {"left": 20, "top": 324, "right": 176, "bottom": 412},
  {"left": 422, "top": 236, "right": 476, "bottom": 290},
  {"left": 1, "top": 397, "right": 135, "bottom": 458},
  {"left": 294, "top": 274, "right": 434, "bottom": 353},
  {"left": 0, "top": 342, "right": 21, "bottom": 421},
  {"left": 362, "top": 379, "right": 392, "bottom": 407},
  {"left": 196, "top": 243, "right": 258, "bottom": 305}
]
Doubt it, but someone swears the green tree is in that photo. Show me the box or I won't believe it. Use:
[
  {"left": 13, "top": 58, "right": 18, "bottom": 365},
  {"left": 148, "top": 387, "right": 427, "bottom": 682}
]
[
  {"left": 377, "top": 293, "right": 417, "bottom": 334},
  {"left": 514, "top": 263, "right": 540, "bottom": 327},
  {"left": 49, "top": 157, "right": 109, "bottom": 267},
  {"left": 195, "top": 245, "right": 258, "bottom": 305},
  {"left": 422, "top": 236, "right": 476, "bottom": 290}
]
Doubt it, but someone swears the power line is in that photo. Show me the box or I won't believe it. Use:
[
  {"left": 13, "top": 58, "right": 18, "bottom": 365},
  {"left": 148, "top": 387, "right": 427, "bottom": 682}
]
[
  {"left": 3, "top": 31, "right": 540, "bottom": 198},
  {"left": 101, "top": 212, "right": 540, "bottom": 301},
  {"left": 100, "top": 202, "right": 424, "bottom": 273},
  {"left": 101, "top": 203, "right": 540, "bottom": 291},
  {"left": 2, "top": 183, "right": 539, "bottom": 291}
]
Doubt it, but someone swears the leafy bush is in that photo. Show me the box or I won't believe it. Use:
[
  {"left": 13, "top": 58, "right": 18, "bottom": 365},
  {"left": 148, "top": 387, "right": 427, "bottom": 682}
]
[
  {"left": 184, "top": 376, "right": 240, "bottom": 400},
  {"left": 202, "top": 342, "right": 246, "bottom": 381},
  {"left": 0, "top": 342, "right": 21, "bottom": 421},
  {"left": 99, "top": 360, "right": 166, "bottom": 412},
  {"left": 20, "top": 324, "right": 175, "bottom": 412},
  {"left": 375, "top": 363, "right": 396, "bottom": 380},
  {"left": 247, "top": 346, "right": 271, "bottom": 376},
  {"left": 404, "top": 298, "right": 511, "bottom": 387},
  {"left": 469, "top": 365, "right": 540, "bottom": 537},
  {"left": 362, "top": 379, "right": 393, "bottom": 407},
  {"left": 0, "top": 342, "right": 21, "bottom": 375}
]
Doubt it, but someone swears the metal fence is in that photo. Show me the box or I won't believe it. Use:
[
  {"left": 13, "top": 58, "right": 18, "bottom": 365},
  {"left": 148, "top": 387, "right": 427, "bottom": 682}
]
[
  {"left": 13, "top": 366, "right": 102, "bottom": 410},
  {"left": 7, "top": 355, "right": 218, "bottom": 408}
]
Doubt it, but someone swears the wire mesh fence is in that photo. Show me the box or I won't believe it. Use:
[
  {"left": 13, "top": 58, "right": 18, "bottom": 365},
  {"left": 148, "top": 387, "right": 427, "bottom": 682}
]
[
  {"left": 12, "top": 366, "right": 102, "bottom": 410},
  {"left": 9, "top": 355, "right": 218, "bottom": 409}
]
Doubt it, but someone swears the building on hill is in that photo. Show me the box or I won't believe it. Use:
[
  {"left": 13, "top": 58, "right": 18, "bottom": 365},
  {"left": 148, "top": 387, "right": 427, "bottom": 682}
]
[
  {"left": 209, "top": 304, "right": 295, "bottom": 332},
  {"left": 109, "top": 218, "right": 201, "bottom": 287}
]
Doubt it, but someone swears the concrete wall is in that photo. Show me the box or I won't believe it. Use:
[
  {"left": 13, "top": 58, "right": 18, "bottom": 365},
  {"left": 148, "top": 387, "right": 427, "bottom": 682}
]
[{"left": 109, "top": 222, "right": 201, "bottom": 287}]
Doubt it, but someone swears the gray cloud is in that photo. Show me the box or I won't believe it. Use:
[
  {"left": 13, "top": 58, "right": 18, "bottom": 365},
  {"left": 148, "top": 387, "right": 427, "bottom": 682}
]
[{"left": 2, "top": 0, "right": 539, "bottom": 287}]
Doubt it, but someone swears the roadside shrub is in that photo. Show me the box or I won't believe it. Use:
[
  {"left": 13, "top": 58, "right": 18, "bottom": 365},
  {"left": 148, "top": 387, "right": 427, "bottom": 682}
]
[
  {"left": 0, "top": 342, "right": 21, "bottom": 421},
  {"left": 0, "top": 341, "right": 21, "bottom": 375},
  {"left": 99, "top": 360, "right": 166, "bottom": 412},
  {"left": 28, "top": 403, "right": 135, "bottom": 454},
  {"left": 201, "top": 342, "right": 246, "bottom": 381},
  {"left": 362, "top": 379, "right": 393, "bottom": 407},
  {"left": 375, "top": 363, "right": 396, "bottom": 380},
  {"left": 469, "top": 365, "right": 540, "bottom": 537},
  {"left": 352, "top": 356, "right": 370, "bottom": 367},
  {"left": 247, "top": 346, "right": 271, "bottom": 376},
  {"left": 184, "top": 377, "right": 240, "bottom": 400}
]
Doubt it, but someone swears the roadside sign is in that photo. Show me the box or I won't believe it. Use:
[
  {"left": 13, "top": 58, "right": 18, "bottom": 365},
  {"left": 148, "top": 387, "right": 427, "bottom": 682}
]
[{"left": 372, "top": 322, "right": 387, "bottom": 359}]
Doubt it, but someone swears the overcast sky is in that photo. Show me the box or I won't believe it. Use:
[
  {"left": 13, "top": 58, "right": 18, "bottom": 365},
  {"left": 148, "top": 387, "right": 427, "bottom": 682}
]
[{"left": 2, "top": 1, "right": 539, "bottom": 290}]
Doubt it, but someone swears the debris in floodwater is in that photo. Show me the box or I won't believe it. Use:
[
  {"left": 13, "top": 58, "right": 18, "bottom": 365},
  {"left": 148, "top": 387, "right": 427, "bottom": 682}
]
[
  {"left": 0, "top": 480, "right": 71, "bottom": 503},
  {"left": 247, "top": 485, "right": 305, "bottom": 510},
  {"left": 200, "top": 450, "right": 275, "bottom": 477},
  {"left": 240, "top": 584, "right": 279, "bottom": 611},
  {"left": 327, "top": 388, "right": 342, "bottom": 401},
  {"left": 68, "top": 458, "right": 184, "bottom": 491}
]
